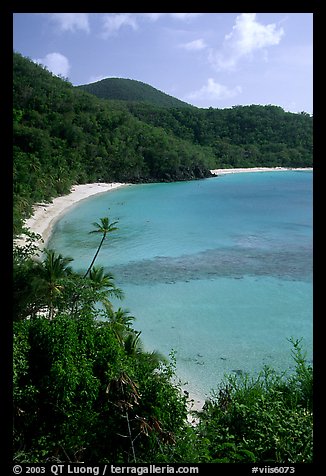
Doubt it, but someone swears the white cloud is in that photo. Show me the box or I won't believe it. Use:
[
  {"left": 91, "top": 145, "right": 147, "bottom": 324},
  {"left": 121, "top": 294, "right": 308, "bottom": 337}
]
[
  {"left": 210, "top": 13, "right": 284, "bottom": 71},
  {"left": 101, "top": 14, "right": 138, "bottom": 38},
  {"left": 141, "top": 13, "right": 202, "bottom": 21},
  {"left": 100, "top": 13, "right": 202, "bottom": 37},
  {"left": 34, "top": 52, "right": 70, "bottom": 78},
  {"left": 179, "top": 38, "right": 207, "bottom": 51},
  {"left": 186, "top": 78, "right": 242, "bottom": 102},
  {"left": 49, "top": 13, "right": 90, "bottom": 33},
  {"left": 227, "top": 13, "right": 284, "bottom": 54}
]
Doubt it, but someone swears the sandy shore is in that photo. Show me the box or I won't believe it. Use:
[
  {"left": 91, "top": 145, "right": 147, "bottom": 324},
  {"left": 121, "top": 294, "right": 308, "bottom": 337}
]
[
  {"left": 14, "top": 167, "right": 312, "bottom": 425},
  {"left": 14, "top": 167, "right": 312, "bottom": 250},
  {"left": 14, "top": 182, "right": 128, "bottom": 250},
  {"left": 211, "top": 166, "right": 312, "bottom": 175},
  {"left": 184, "top": 390, "right": 206, "bottom": 426}
]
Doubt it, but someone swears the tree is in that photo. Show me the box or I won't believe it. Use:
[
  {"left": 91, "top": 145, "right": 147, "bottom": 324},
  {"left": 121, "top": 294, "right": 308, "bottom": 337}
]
[
  {"left": 195, "top": 339, "right": 313, "bottom": 463},
  {"left": 13, "top": 52, "right": 312, "bottom": 236},
  {"left": 83, "top": 217, "right": 118, "bottom": 278},
  {"left": 33, "top": 249, "right": 73, "bottom": 320},
  {"left": 106, "top": 307, "right": 135, "bottom": 344},
  {"left": 88, "top": 265, "right": 124, "bottom": 311}
]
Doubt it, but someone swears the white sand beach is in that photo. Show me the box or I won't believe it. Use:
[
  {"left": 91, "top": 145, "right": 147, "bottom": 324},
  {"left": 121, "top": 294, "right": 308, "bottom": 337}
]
[
  {"left": 15, "top": 179, "right": 208, "bottom": 420},
  {"left": 14, "top": 182, "right": 128, "bottom": 249},
  {"left": 13, "top": 169, "right": 312, "bottom": 421},
  {"left": 211, "top": 166, "right": 313, "bottom": 176},
  {"left": 14, "top": 167, "right": 312, "bottom": 250},
  {"left": 186, "top": 392, "right": 206, "bottom": 426}
]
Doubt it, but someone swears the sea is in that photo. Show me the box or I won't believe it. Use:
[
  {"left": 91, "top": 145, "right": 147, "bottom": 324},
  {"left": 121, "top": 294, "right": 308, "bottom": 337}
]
[{"left": 48, "top": 171, "right": 313, "bottom": 400}]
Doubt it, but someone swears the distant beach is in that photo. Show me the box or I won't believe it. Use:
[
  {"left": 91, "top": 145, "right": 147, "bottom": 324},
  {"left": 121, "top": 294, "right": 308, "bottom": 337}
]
[
  {"left": 14, "top": 168, "right": 313, "bottom": 410},
  {"left": 14, "top": 167, "right": 312, "bottom": 250},
  {"left": 211, "top": 166, "right": 313, "bottom": 176},
  {"left": 14, "top": 182, "right": 128, "bottom": 250}
]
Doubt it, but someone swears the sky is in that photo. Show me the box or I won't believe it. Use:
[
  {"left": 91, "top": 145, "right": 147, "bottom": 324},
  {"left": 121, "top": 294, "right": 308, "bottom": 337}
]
[{"left": 13, "top": 13, "right": 313, "bottom": 114}]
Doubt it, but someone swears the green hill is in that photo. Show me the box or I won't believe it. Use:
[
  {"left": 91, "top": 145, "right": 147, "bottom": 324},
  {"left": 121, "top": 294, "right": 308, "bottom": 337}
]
[
  {"left": 13, "top": 52, "right": 312, "bottom": 235},
  {"left": 13, "top": 53, "right": 213, "bottom": 234},
  {"left": 125, "top": 102, "right": 313, "bottom": 169},
  {"left": 77, "top": 77, "right": 193, "bottom": 108}
]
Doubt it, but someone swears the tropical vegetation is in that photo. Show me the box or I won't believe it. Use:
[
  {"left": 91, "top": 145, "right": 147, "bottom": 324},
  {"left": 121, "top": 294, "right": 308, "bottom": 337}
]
[
  {"left": 13, "top": 222, "right": 313, "bottom": 464},
  {"left": 77, "top": 77, "right": 192, "bottom": 107},
  {"left": 13, "top": 51, "right": 312, "bottom": 236},
  {"left": 13, "top": 50, "right": 313, "bottom": 464}
]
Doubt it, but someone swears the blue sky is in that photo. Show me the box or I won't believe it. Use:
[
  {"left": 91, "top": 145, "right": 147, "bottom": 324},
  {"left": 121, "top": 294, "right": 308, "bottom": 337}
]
[{"left": 13, "top": 13, "right": 313, "bottom": 113}]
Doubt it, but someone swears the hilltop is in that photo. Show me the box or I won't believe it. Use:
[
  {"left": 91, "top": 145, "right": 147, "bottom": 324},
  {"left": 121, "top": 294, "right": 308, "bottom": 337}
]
[
  {"left": 13, "top": 52, "right": 213, "bottom": 234},
  {"left": 77, "top": 77, "right": 193, "bottom": 108},
  {"left": 13, "top": 52, "right": 312, "bottom": 235}
]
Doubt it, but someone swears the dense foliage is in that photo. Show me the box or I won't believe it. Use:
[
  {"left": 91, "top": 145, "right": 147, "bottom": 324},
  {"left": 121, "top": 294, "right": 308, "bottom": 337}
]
[
  {"left": 195, "top": 344, "right": 313, "bottom": 463},
  {"left": 13, "top": 51, "right": 313, "bottom": 462},
  {"left": 13, "top": 52, "right": 214, "bottom": 234},
  {"left": 13, "top": 226, "right": 189, "bottom": 463},
  {"left": 13, "top": 223, "right": 313, "bottom": 464},
  {"left": 80, "top": 79, "right": 312, "bottom": 172},
  {"left": 77, "top": 78, "right": 192, "bottom": 108},
  {"left": 13, "top": 52, "right": 312, "bottom": 236},
  {"left": 125, "top": 102, "right": 312, "bottom": 169}
]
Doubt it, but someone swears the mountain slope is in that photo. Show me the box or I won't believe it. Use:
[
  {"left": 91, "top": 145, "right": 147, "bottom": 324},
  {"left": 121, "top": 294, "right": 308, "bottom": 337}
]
[
  {"left": 13, "top": 53, "right": 214, "bottom": 233},
  {"left": 76, "top": 78, "right": 193, "bottom": 108},
  {"left": 13, "top": 52, "right": 312, "bottom": 235}
]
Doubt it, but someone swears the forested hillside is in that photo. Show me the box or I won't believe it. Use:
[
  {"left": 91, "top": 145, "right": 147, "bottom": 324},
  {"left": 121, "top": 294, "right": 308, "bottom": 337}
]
[
  {"left": 13, "top": 53, "right": 214, "bottom": 234},
  {"left": 79, "top": 79, "right": 312, "bottom": 171},
  {"left": 125, "top": 102, "right": 312, "bottom": 169},
  {"left": 13, "top": 52, "right": 312, "bottom": 235},
  {"left": 77, "top": 77, "right": 193, "bottom": 108},
  {"left": 13, "top": 52, "right": 313, "bottom": 464}
]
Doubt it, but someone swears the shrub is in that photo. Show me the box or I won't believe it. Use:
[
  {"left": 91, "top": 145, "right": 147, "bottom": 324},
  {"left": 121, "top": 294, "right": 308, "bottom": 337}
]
[{"left": 196, "top": 339, "right": 313, "bottom": 463}]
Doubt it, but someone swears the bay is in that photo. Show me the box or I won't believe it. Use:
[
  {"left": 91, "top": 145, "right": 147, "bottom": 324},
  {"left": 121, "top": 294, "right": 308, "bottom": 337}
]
[{"left": 48, "top": 171, "right": 313, "bottom": 399}]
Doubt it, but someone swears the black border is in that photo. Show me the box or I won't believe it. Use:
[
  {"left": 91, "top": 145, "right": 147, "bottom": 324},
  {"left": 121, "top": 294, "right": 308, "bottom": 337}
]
[{"left": 5, "top": 3, "right": 321, "bottom": 473}]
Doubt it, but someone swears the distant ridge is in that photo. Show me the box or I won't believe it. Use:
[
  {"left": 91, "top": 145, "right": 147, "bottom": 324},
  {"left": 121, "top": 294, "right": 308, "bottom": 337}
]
[
  {"left": 76, "top": 77, "right": 193, "bottom": 108},
  {"left": 13, "top": 52, "right": 312, "bottom": 235}
]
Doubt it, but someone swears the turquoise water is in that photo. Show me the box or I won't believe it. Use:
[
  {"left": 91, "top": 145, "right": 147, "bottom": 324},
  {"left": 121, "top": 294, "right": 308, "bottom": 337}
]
[{"left": 48, "top": 171, "right": 313, "bottom": 399}]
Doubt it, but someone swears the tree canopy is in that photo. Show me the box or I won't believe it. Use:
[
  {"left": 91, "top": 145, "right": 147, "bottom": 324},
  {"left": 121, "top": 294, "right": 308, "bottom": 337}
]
[
  {"left": 13, "top": 53, "right": 213, "bottom": 234},
  {"left": 12, "top": 52, "right": 314, "bottom": 463},
  {"left": 13, "top": 232, "right": 313, "bottom": 464},
  {"left": 77, "top": 77, "right": 193, "bottom": 108},
  {"left": 13, "top": 52, "right": 312, "bottom": 236}
]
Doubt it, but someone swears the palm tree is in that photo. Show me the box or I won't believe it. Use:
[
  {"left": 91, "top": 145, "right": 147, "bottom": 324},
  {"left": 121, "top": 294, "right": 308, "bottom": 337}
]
[
  {"left": 83, "top": 217, "right": 118, "bottom": 278},
  {"left": 33, "top": 249, "right": 73, "bottom": 319},
  {"left": 88, "top": 266, "right": 124, "bottom": 310},
  {"left": 106, "top": 370, "right": 141, "bottom": 463},
  {"left": 106, "top": 307, "right": 135, "bottom": 345},
  {"left": 109, "top": 306, "right": 135, "bottom": 327},
  {"left": 123, "top": 331, "right": 143, "bottom": 357}
]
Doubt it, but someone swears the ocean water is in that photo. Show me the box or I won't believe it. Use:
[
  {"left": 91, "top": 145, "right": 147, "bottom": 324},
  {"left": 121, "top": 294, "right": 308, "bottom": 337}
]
[{"left": 48, "top": 171, "right": 313, "bottom": 399}]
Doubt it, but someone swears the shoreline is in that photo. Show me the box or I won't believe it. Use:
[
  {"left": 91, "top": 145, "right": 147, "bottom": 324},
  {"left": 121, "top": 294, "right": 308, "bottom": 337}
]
[
  {"left": 184, "top": 389, "right": 206, "bottom": 425},
  {"left": 210, "top": 166, "right": 312, "bottom": 176},
  {"left": 14, "top": 180, "right": 207, "bottom": 421},
  {"left": 14, "top": 167, "right": 313, "bottom": 251},
  {"left": 14, "top": 182, "right": 128, "bottom": 250},
  {"left": 13, "top": 167, "right": 312, "bottom": 422}
]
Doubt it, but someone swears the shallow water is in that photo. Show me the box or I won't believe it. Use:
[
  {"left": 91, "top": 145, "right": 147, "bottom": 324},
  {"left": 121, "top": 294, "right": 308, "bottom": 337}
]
[{"left": 48, "top": 171, "right": 313, "bottom": 399}]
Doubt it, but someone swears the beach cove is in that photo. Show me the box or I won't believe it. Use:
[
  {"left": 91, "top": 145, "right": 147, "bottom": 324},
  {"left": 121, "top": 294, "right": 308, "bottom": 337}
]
[
  {"left": 14, "top": 182, "right": 128, "bottom": 249},
  {"left": 43, "top": 168, "right": 313, "bottom": 408},
  {"left": 15, "top": 167, "right": 312, "bottom": 249},
  {"left": 211, "top": 166, "right": 312, "bottom": 175}
]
